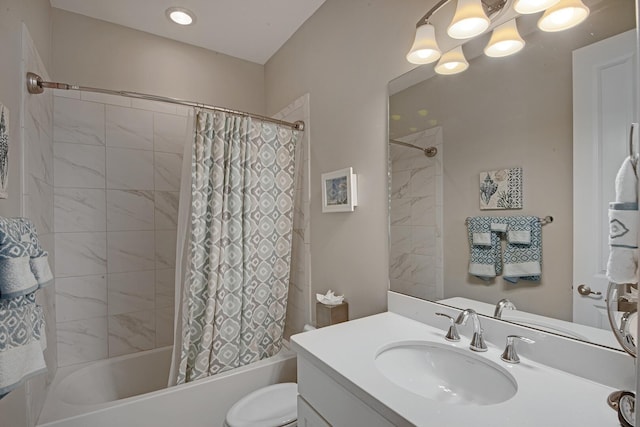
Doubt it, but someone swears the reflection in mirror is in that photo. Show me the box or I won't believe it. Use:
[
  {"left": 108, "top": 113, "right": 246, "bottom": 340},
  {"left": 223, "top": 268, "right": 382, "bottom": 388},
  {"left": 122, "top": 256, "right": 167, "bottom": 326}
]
[{"left": 388, "top": 0, "right": 636, "bottom": 350}]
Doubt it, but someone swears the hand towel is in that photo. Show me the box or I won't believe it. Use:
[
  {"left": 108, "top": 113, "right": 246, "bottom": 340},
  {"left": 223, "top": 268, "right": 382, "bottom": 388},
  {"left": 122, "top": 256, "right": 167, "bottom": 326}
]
[
  {"left": 0, "top": 218, "right": 38, "bottom": 299},
  {"left": 607, "top": 157, "right": 639, "bottom": 284},
  {"left": 467, "top": 217, "right": 501, "bottom": 280},
  {"left": 503, "top": 216, "right": 542, "bottom": 283},
  {"left": 20, "top": 219, "right": 53, "bottom": 287},
  {"left": 472, "top": 232, "right": 492, "bottom": 246},
  {"left": 0, "top": 292, "right": 46, "bottom": 398},
  {"left": 0, "top": 218, "right": 52, "bottom": 299},
  {"left": 607, "top": 202, "right": 638, "bottom": 284},
  {"left": 508, "top": 230, "right": 531, "bottom": 245},
  {"left": 491, "top": 223, "right": 508, "bottom": 233}
]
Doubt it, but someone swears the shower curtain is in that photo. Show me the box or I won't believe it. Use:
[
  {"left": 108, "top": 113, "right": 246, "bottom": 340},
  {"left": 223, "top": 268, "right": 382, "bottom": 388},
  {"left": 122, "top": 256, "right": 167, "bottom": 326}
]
[{"left": 169, "top": 110, "right": 300, "bottom": 385}]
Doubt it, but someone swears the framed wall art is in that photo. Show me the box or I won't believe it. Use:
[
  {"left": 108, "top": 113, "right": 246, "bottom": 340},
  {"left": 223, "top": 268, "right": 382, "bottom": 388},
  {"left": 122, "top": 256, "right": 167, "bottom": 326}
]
[
  {"left": 479, "top": 167, "right": 522, "bottom": 210},
  {"left": 321, "top": 167, "right": 358, "bottom": 213}
]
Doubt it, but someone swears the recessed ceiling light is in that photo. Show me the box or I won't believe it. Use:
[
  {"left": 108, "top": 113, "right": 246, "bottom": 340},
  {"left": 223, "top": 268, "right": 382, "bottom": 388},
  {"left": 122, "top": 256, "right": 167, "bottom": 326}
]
[{"left": 166, "top": 7, "right": 196, "bottom": 26}]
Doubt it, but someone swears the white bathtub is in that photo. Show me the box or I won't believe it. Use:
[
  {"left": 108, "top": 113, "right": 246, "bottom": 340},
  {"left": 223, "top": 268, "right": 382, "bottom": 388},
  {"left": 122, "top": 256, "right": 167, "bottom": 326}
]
[{"left": 37, "top": 345, "right": 297, "bottom": 427}]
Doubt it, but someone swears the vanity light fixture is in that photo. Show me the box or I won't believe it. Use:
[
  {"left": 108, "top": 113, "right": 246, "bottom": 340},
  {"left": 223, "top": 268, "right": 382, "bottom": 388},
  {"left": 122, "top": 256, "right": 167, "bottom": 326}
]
[
  {"left": 435, "top": 46, "right": 469, "bottom": 75},
  {"left": 513, "top": 0, "right": 560, "bottom": 14},
  {"left": 447, "top": 0, "right": 491, "bottom": 39},
  {"left": 166, "top": 7, "right": 196, "bottom": 26},
  {"left": 484, "top": 19, "right": 525, "bottom": 58},
  {"left": 407, "top": 0, "right": 588, "bottom": 71},
  {"left": 537, "top": 0, "right": 590, "bottom": 32}
]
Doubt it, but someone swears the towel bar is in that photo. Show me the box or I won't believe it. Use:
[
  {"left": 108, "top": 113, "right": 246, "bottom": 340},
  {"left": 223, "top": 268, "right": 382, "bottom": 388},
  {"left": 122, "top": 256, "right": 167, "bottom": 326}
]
[{"left": 465, "top": 216, "right": 553, "bottom": 225}]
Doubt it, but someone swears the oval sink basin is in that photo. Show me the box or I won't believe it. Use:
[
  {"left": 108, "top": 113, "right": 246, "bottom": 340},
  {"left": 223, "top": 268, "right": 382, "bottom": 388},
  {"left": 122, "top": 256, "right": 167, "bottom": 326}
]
[{"left": 375, "top": 341, "right": 517, "bottom": 406}]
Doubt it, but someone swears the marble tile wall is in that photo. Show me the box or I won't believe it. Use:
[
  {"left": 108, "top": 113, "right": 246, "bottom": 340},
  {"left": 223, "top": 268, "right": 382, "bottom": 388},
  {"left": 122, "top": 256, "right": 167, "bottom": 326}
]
[
  {"left": 272, "top": 94, "right": 312, "bottom": 339},
  {"left": 389, "top": 128, "right": 443, "bottom": 301},
  {"left": 22, "top": 25, "right": 56, "bottom": 425},
  {"left": 53, "top": 90, "right": 188, "bottom": 366}
]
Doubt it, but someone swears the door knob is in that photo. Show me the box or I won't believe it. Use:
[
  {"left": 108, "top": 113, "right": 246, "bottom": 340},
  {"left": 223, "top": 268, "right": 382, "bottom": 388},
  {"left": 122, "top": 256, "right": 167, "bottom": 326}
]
[{"left": 577, "top": 284, "right": 602, "bottom": 296}]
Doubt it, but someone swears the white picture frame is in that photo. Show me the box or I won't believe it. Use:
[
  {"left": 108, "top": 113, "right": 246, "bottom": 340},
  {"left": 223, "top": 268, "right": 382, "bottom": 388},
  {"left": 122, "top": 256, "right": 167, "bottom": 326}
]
[{"left": 321, "top": 167, "right": 358, "bottom": 213}]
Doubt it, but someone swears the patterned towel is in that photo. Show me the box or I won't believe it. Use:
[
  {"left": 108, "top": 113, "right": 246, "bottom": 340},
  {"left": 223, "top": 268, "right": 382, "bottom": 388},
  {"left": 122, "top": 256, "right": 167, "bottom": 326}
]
[
  {"left": 467, "top": 217, "right": 502, "bottom": 279},
  {"left": 607, "top": 156, "right": 638, "bottom": 285},
  {"left": 20, "top": 219, "right": 53, "bottom": 287},
  {"left": 0, "top": 218, "right": 52, "bottom": 299},
  {"left": 0, "top": 292, "right": 46, "bottom": 398},
  {"left": 503, "top": 216, "right": 542, "bottom": 283}
]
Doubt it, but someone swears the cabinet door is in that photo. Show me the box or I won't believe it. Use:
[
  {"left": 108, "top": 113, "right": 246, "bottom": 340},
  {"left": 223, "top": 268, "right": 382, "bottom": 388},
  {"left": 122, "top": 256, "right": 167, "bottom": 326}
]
[{"left": 298, "top": 396, "right": 331, "bottom": 427}]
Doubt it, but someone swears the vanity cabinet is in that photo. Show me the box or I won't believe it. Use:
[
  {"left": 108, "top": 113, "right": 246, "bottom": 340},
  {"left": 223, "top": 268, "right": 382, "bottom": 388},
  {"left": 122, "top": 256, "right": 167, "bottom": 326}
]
[
  {"left": 296, "top": 356, "right": 400, "bottom": 427},
  {"left": 297, "top": 396, "right": 330, "bottom": 427}
]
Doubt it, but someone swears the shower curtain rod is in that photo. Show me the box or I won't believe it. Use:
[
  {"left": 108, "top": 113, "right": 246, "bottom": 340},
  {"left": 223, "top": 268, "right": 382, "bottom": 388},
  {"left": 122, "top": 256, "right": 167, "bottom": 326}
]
[
  {"left": 26, "top": 72, "right": 305, "bottom": 131},
  {"left": 389, "top": 139, "right": 437, "bottom": 157}
]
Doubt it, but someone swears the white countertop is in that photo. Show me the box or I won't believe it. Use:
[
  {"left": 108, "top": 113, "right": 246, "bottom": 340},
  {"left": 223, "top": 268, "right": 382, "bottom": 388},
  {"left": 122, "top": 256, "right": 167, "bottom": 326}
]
[{"left": 292, "top": 312, "right": 621, "bottom": 426}]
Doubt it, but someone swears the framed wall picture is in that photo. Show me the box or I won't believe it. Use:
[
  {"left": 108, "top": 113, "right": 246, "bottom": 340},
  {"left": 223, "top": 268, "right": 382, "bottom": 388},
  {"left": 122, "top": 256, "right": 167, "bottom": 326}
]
[
  {"left": 321, "top": 167, "right": 358, "bottom": 213},
  {"left": 479, "top": 167, "right": 523, "bottom": 210}
]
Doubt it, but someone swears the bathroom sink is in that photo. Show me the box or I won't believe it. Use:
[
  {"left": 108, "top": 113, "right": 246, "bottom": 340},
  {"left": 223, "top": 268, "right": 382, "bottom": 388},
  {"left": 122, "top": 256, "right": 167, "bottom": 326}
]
[{"left": 374, "top": 341, "right": 517, "bottom": 406}]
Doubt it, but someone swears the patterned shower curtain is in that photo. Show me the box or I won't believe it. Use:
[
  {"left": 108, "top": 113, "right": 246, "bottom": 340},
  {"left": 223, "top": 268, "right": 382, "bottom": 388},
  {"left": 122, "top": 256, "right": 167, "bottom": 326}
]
[{"left": 171, "top": 110, "right": 299, "bottom": 385}]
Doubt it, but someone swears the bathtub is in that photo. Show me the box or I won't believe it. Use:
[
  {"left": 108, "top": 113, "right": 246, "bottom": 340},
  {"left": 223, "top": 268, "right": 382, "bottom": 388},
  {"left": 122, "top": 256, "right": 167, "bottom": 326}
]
[{"left": 37, "top": 345, "right": 297, "bottom": 427}]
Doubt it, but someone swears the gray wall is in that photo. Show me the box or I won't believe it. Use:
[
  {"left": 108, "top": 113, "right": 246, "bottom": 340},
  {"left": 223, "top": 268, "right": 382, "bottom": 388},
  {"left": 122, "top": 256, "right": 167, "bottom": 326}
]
[
  {"left": 265, "top": 0, "right": 426, "bottom": 319},
  {"left": 51, "top": 9, "right": 266, "bottom": 115}
]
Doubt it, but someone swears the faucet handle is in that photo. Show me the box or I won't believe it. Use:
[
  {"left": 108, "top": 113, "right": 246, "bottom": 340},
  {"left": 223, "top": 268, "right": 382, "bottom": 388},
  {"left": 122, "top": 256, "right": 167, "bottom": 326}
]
[
  {"left": 435, "top": 313, "right": 461, "bottom": 342},
  {"left": 500, "top": 335, "right": 535, "bottom": 364}
]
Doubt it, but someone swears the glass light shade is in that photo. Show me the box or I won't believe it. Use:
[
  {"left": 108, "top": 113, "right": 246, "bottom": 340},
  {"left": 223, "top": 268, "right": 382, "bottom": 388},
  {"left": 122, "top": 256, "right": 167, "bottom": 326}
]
[
  {"left": 435, "top": 46, "right": 469, "bottom": 75},
  {"left": 406, "top": 24, "right": 442, "bottom": 64},
  {"left": 514, "top": 0, "right": 560, "bottom": 14},
  {"left": 484, "top": 19, "right": 525, "bottom": 58},
  {"left": 447, "top": 0, "right": 490, "bottom": 40},
  {"left": 538, "top": 0, "right": 589, "bottom": 32},
  {"left": 166, "top": 7, "right": 196, "bottom": 25}
]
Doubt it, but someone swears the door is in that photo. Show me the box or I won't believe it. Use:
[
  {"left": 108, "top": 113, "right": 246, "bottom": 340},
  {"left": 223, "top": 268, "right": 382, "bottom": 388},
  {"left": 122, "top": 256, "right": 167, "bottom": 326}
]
[{"left": 573, "top": 29, "right": 638, "bottom": 328}]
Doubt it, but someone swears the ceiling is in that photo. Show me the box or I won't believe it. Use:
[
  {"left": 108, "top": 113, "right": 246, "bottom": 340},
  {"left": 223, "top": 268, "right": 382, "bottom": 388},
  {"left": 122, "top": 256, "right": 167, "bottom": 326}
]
[{"left": 50, "top": 0, "right": 327, "bottom": 64}]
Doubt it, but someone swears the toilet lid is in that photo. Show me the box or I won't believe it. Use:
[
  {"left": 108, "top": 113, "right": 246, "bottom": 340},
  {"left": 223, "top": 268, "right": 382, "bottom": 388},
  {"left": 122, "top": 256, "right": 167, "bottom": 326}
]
[{"left": 226, "top": 382, "right": 297, "bottom": 427}]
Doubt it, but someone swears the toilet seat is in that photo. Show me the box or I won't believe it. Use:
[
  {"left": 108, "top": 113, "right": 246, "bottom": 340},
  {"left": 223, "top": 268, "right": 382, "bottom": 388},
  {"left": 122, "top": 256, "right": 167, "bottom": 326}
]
[{"left": 225, "top": 382, "right": 297, "bottom": 427}]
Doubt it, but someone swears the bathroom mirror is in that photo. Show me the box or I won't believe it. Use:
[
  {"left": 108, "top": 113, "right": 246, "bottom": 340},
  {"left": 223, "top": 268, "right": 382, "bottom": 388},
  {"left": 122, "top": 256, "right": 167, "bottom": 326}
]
[{"left": 388, "top": 0, "right": 636, "bottom": 351}]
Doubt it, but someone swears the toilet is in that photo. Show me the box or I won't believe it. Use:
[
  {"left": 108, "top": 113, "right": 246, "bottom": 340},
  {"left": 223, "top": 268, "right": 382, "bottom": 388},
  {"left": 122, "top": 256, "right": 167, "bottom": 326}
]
[{"left": 224, "top": 382, "right": 298, "bottom": 427}]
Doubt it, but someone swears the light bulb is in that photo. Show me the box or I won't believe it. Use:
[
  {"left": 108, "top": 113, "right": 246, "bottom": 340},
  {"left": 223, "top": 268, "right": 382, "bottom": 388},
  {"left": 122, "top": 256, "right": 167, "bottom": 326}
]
[
  {"left": 538, "top": 0, "right": 589, "bottom": 32},
  {"left": 406, "top": 24, "right": 442, "bottom": 64},
  {"left": 435, "top": 46, "right": 469, "bottom": 75},
  {"left": 448, "top": 0, "right": 490, "bottom": 39},
  {"left": 484, "top": 19, "right": 525, "bottom": 58},
  {"left": 166, "top": 7, "right": 196, "bottom": 26}
]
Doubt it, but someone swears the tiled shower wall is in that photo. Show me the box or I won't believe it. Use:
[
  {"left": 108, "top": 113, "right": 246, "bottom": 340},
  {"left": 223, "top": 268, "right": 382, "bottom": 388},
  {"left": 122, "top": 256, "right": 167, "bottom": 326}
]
[
  {"left": 389, "top": 127, "right": 443, "bottom": 301},
  {"left": 274, "top": 94, "right": 311, "bottom": 339},
  {"left": 53, "top": 90, "right": 187, "bottom": 366}
]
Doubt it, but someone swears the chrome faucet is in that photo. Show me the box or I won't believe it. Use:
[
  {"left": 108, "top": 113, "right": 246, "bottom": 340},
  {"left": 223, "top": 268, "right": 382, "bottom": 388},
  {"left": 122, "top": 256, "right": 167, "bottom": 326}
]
[
  {"left": 455, "top": 309, "right": 487, "bottom": 352},
  {"left": 494, "top": 298, "right": 516, "bottom": 319}
]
